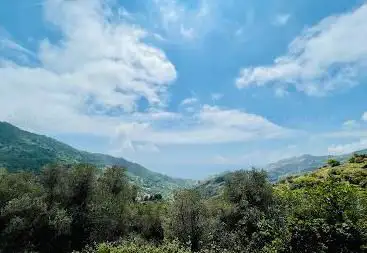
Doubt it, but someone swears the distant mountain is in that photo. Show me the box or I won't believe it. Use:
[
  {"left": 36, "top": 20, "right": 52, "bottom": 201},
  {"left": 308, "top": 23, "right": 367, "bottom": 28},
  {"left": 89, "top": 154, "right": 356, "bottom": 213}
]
[
  {"left": 0, "top": 122, "right": 194, "bottom": 195},
  {"left": 276, "top": 154, "right": 367, "bottom": 189},
  {"left": 267, "top": 151, "right": 367, "bottom": 181},
  {"left": 197, "top": 150, "right": 367, "bottom": 197}
]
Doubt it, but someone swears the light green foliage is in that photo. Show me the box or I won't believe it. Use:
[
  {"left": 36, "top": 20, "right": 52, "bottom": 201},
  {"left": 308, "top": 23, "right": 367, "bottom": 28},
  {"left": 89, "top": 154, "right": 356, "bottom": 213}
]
[
  {"left": 92, "top": 241, "right": 191, "bottom": 253},
  {"left": 274, "top": 162, "right": 367, "bottom": 252}
]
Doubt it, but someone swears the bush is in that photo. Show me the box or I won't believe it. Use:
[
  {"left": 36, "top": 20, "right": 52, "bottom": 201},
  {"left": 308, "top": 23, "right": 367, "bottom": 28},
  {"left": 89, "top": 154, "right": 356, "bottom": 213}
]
[
  {"left": 327, "top": 159, "right": 341, "bottom": 167},
  {"left": 89, "top": 241, "right": 191, "bottom": 253}
]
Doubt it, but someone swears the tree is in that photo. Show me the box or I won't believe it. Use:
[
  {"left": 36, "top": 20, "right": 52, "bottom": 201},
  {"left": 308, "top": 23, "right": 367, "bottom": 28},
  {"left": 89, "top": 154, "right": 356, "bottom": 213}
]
[
  {"left": 40, "top": 164, "right": 70, "bottom": 207},
  {"left": 167, "top": 189, "right": 207, "bottom": 252},
  {"left": 327, "top": 159, "right": 341, "bottom": 167},
  {"left": 67, "top": 164, "right": 97, "bottom": 250},
  {"left": 216, "top": 169, "right": 284, "bottom": 252},
  {"left": 88, "top": 166, "right": 132, "bottom": 243},
  {"left": 0, "top": 171, "right": 72, "bottom": 253},
  {"left": 276, "top": 178, "right": 367, "bottom": 252},
  {"left": 130, "top": 202, "right": 165, "bottom": 243},
  {"left": 349, "top": 153, "right": 367, "bottom": 163}
]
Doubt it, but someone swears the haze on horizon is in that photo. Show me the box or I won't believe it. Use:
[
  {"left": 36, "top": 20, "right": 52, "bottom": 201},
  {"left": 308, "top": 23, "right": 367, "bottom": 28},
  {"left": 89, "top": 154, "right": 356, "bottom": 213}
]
[{"left": 1, "top": 0, "right": 367, "bottom": 179}]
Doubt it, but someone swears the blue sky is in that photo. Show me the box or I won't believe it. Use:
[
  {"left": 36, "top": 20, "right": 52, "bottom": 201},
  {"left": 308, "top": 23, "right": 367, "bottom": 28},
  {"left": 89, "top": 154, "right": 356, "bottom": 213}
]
[{"left": 1, "top": 0, "right": 367, "bottom": 179}]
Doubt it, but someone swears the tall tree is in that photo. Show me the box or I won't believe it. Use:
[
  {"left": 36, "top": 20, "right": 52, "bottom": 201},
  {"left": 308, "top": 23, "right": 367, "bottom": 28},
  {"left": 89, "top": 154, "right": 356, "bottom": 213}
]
[{"left": 167, "top": 189, "right": 207, "bottom": 252}]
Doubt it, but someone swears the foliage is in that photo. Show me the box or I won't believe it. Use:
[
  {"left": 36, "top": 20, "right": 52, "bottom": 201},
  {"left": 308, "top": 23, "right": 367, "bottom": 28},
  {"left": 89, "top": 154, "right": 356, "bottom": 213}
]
[
  {"left": 349, "top": 153, "right": 367, "bottom": 164},
  {"left": 209, "top": 170, "right": 285, "bottom": 253},
  {"left": 0, "top": 164, "right": 163, "bottom": 252},
  {"left": 327, "top": 159, "right": 341, "bottom": 167},
  {"left": 0, "top": 122, "right": 195, "bottom": 197},
  {"left": 82, "top": 240, "right": 191, "bottom": 253},
  {"left": 166, "top": 189, "right": 208, "bottom": 252},
  {"left": 274, "top": 163, "right": 367, "bottom": 252},
  {"left": 1, "top": 153, "right": 367, "bottom": 252}
]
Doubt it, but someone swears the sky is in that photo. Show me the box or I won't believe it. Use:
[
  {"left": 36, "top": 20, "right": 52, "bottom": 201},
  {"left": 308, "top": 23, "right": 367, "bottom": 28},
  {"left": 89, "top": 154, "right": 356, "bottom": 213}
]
[{"left": 1, "top": 0, "right": 367, "bottom": 179}]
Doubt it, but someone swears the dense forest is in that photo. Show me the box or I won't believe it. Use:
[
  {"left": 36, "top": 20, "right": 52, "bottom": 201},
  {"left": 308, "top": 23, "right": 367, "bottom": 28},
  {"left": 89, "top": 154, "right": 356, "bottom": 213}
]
[{"left": 1, "top": 154, "right": 367, "bottom": 253}]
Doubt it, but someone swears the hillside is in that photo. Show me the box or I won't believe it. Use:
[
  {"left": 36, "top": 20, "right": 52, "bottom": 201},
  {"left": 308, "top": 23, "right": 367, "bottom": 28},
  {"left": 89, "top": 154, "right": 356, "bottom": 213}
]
[
  {"left": 277, "top": 154, "right": 367, "bottom": 189},
  {"left": 197, "top": 151, "right": 367, "bottom": 197},
  {"left": 0, "top": 122, "right": 194, "bottom": 195}
]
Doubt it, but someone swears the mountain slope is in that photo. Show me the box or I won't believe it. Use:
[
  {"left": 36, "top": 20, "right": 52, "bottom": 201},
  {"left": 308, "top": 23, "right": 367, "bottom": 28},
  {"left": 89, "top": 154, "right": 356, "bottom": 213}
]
[
  {"left": 276, "top": 154, "right": 367, "bottom": 189},
  {"left": 267, "top": 151, "right": 367, "bottom": 181},
  {"left": 197, "top": 150, "right": 367, "bottom": 197},
  {"left": 0, "top": 122, "right": 194, "bottom": 195}
]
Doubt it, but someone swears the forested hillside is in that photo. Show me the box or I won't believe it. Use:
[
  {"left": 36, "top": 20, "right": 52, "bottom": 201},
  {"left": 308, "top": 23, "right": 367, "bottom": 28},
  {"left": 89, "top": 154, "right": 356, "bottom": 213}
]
[
  {"left": 0, "top": 122, "right": 194, "bottom": 195},
  {"left": 1, "top": 154, "right": 366, "bottom": 252}
]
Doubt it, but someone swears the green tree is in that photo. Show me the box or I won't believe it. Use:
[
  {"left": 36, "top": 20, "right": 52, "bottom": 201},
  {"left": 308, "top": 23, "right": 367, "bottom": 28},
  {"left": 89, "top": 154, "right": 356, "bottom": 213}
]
[
  {"left": 276, "top": 178, "right": 367, "bottom": 252},
  {"left": 216, "top": 170, "right": 284, "bottom": 253},
  {"left": 88, "top": 166, "right": 132, "bottom": 243},
  {"left": 167, "top": 189, "right": 207, "bottom": 252},
  {"left": 67, "top": 164, "right": 97, "bottom": 250},
  {"left": 327, "top": 159, "right": 341, "bottom": 167},
  {"left": 40, "top": 164, "right": 70, "bottom": 207},
  {"left": 0, "top": 171, "right": 72, "bottom": 253}
]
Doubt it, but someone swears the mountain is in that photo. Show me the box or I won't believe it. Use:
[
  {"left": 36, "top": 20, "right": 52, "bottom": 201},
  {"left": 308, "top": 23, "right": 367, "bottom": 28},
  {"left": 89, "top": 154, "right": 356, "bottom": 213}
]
[
  {"left": 267, "top": 151, "right": 367, "bottom": 181},
  {"left": 276, "top": 154, "right": 367, "bottom": 189},
  {"left": 197, "top": 150, "right": 367, "bottom": 197},
  {"left": 0, "top": 122, "right": 194, "bottom": 195}
]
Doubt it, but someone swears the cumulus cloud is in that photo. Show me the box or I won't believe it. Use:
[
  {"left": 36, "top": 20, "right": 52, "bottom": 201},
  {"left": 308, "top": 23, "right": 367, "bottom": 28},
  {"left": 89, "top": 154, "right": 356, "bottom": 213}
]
[
  {"left": 0, "top": 0, "right": 176, "bottom": 134},
  {"left": 362, "top": 112, "right": 367, "bottom": 121},
  {"left": 115, "top": 104, "right": 291, "bottom": 146},
  {"left": 328, "top": 138, "right": 367, "bottom": 155},
  {"left": 236, "top": 3, "right": 367, "bottom": 96},
  {"left": 0, "top": 0, "right": 292, "bottom": 155}
]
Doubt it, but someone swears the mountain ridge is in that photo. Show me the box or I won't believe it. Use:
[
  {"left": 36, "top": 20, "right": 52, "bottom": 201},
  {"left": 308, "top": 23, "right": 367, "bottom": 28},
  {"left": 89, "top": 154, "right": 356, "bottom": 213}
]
[
  {"left": 0, "top": 121, "right": 194, "bottom": 195},
  {"left": 197, "top": 149, "right": 367, "bottom": 197}
]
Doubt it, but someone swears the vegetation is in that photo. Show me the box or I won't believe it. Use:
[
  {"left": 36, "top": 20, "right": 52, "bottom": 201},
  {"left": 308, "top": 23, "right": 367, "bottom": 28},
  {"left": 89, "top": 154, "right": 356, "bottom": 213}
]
[
  {"left": 327, "top": 159, "right": 341, "bottom": 167},
  {"left": 0, "top": 122, "right": 194, "bottom": 197},
  {"left": 0, "top": 156, "right": 366, "bottom": 253},
  {"left": 1, "top": 122, "right": 367, "bottom": 252}
]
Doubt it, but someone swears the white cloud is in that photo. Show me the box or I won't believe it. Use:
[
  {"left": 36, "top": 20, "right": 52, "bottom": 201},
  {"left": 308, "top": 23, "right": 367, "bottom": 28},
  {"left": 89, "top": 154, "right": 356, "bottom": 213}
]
[
  {"left": 180, "top": 97, "right": 199, "bottom": 106},
  {"left": 362, "top": 112, "right": 367, "bottom": 121},
  {"left": 133, "top": 111, "right": 181, "bottom": 121},
  {"left": 328, "top": 138, "right": 367, "bottom": 155},
  {"left": 0, "top": 0, "right": 293, "bottom": 160},
  {"left": 115, "top": 104, "right": 291, "bottom": 146},
  {"left": 236, "top": 3, "right": 367, "bottom": 96},
  {"left": 151, "top": 0, "right": 218, "bottom": 42},
  {"left": 273, "top": 14, "right": 291, "bottom": 26},
  {"left": 0, "top": 0, "right": 176, "bottom": 135}
]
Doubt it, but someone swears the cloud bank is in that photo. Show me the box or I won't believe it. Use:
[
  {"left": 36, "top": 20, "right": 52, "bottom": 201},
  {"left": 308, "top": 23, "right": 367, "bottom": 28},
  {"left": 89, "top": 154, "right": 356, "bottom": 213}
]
[{"left": 236, "top": 3, "right": 367, "bottom": 96}]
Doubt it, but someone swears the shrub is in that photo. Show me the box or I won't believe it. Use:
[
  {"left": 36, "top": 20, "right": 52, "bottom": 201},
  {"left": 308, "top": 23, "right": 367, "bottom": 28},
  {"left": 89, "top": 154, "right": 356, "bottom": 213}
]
[{"left": 327, "top": 159, "right": 341, "bottom": 167}]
